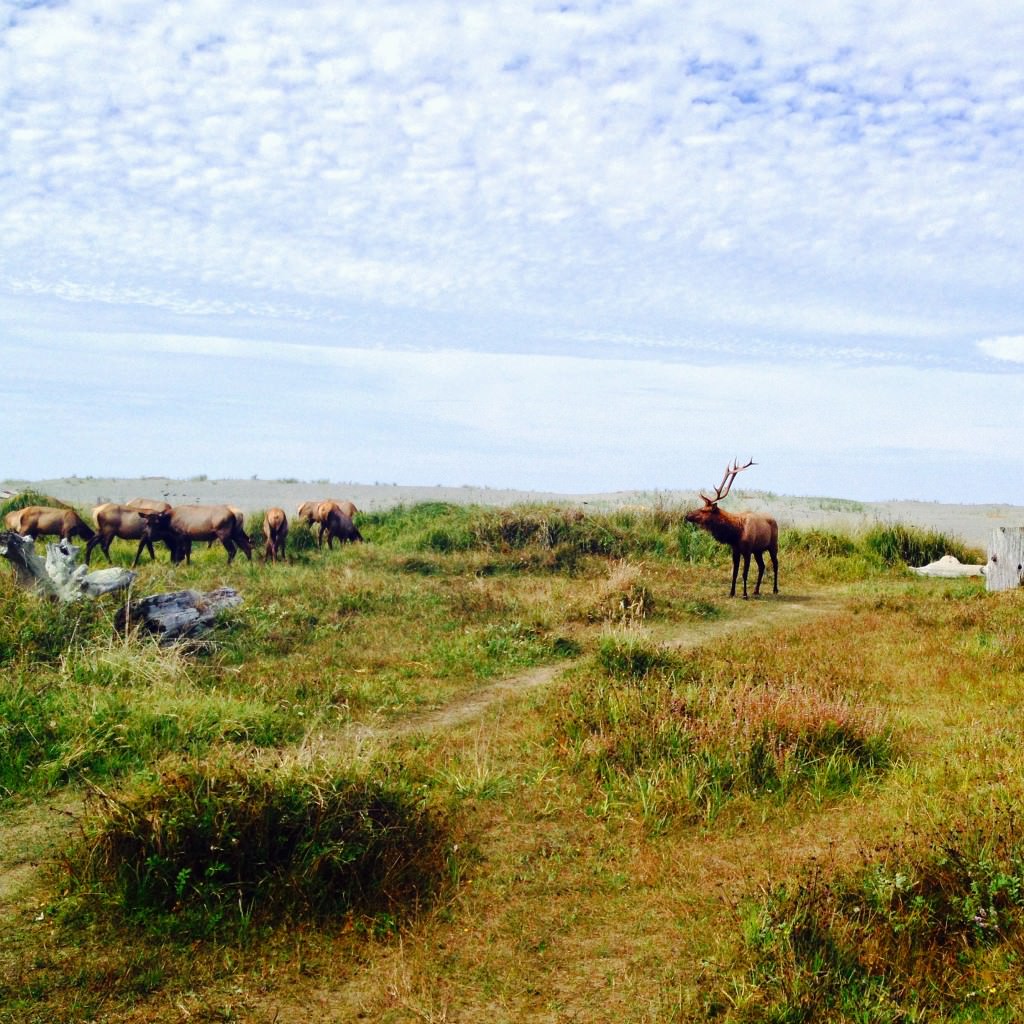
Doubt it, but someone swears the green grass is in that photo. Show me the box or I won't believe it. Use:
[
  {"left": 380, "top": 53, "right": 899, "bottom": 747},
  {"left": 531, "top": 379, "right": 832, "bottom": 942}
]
[
  {"left": 1, "top": 504, "right": 1017, "bottom": 1023},
  {"left": 741, "top": 800, "right": 1024, "bottom": 1021},
  {"left": 64, "top": 753, "right": 452, "bottom": 936}
]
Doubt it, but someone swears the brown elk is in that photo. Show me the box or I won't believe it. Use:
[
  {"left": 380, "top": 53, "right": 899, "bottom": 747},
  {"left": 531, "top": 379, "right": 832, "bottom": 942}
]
[
  {"left": 321, "top": 505, "right": 363, "bottom": 548},
  {"left": 262, "top": 507, "right": 289, "bottom": 563},
  {"left": 138, "top": 505, "right": 253, "bottom": 565},
  {"left": 685, "top": 459, "right": 778, "bottom": 599},
  {"left": 297, "top": 499, "right": 359, "bottom": 548},
  {"left": 4, "top": 505, "right": 95, "bottom": 543},
  {"left": 85, "top": 503, "right": 160, "bottom": 565}
]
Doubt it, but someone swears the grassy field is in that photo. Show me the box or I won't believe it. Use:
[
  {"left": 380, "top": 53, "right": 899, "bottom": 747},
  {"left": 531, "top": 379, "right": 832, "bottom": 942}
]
[{"left": 2, "top": 494, "right": 1023, "bottom": 1022}]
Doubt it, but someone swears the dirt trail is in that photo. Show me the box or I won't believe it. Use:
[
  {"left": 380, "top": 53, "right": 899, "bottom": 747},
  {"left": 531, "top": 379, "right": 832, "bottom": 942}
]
[
  {"left": 306, "top": 588, "right": 847, "bottom": 754},
  {"left": 0, "top": 588, "right": 848, "bottom": 912}
]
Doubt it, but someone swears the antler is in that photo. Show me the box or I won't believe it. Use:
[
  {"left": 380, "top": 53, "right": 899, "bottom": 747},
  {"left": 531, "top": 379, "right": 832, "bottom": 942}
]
[{"left": 700, "top": 458, "right": 756, "bottom": 504}]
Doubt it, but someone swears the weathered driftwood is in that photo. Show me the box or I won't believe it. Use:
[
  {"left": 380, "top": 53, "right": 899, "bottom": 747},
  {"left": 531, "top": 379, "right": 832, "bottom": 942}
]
[
  {"left": 116, "top": 588, "right": 243, "bottom": 641},
  {"left": 987, "top": 527, "right": 1024, "bottom": 592},
  {"left": 1, "top": 531, "right": 243, "bottom": 642},
  {"left": 910, "top": 554, "right": 986, "bottom": 578},
  {"left": 0, "top": 532, "right": 136, "bottom": 601}
]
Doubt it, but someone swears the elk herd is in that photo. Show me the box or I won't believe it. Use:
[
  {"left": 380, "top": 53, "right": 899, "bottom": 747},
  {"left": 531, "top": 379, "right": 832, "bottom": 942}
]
[
  {"left": 3, "top": 498, "right": 363, "bottom": 568},
  {"left": 2, "top": 461, "right": 780, "bottom": 596}
]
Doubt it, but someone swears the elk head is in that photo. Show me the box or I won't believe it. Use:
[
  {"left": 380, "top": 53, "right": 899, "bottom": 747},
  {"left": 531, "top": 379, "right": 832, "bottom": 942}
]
[{"left": 684, "top": 458, "right": 755, "bottom": 528}]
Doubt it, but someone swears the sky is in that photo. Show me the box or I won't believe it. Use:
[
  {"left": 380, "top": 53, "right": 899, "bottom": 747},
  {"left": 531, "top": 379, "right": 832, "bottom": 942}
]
[{"left": 3, "top": 0, "right": 1024, "bottom": 503}]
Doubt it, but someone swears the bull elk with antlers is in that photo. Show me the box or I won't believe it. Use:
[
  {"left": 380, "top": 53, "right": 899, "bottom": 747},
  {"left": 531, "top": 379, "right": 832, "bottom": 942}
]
[{"left": 685, "top": 459, "right": 779, "bottom": 599}]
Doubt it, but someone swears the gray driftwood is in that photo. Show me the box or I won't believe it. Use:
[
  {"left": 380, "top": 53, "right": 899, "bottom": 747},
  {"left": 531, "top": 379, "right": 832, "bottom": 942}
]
[
  {"left": 987, "top": 527, "right": 1024, "bottom": 592},
  {"left": 117, "top": 588, "right": 243, "bottom": 641},
  {"left": 0, "top": 532, "right": 136, "bottom": 601},
  {"left": 1, "top": 530, "right": 242, "bottom": 641}
]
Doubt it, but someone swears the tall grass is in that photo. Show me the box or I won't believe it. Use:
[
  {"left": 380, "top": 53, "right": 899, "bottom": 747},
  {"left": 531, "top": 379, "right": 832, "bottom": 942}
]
[
  {"left": 552, "top": 632, "right": 894, "bottom": 826},
  {"left": 65, "top": 753, "right": 453, "bottom": 934},
  {"left": 863, "top": 523, "right": 984, "bottom": 567}
]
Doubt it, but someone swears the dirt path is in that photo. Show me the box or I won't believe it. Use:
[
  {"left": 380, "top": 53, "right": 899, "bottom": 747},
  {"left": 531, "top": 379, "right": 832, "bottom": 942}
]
[
  {"left": 305, "top": 587, "right": 847, "bottom": 754},
  {"left": 0, "top": 588, "right": 848, "bottom": 913}
]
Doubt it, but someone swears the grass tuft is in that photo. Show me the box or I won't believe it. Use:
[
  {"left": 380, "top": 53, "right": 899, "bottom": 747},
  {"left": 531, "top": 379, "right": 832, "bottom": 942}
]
[{"left": 64, "top": 753, "right": 453, "bottom": 934}]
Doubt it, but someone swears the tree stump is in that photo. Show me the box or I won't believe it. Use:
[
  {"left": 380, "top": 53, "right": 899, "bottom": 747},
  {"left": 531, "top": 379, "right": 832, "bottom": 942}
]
[{"left": 986, "top": 527, "right": 1024, "bottom": 592}]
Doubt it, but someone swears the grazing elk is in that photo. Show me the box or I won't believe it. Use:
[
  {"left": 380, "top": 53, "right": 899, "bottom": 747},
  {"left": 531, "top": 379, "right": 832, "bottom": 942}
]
[
  {"left": 85, "top": 503, "right": 160, "bottom": 565},
  {"left": 685, "top": 459, "right": 778, "bottom": 599},
  {"left": 297, "top": 499, "right": 359, "bottom": 548},
  {"left": 139, "top": 505, "right": 253, "bottom": 565},
  {"left": 262, "top": 507, "right": 289, "bottom": 563},
  {"left": 4, "top": 505, "right": 95, "bottom": 543},
  {"left": 321, "top": 505, "right": 363, "bottom": 548}
]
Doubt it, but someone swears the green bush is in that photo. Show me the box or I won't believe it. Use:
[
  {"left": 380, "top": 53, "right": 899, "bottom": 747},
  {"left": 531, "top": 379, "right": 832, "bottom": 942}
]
[{"left": 65, "top": 754, "right": 453, "bottom": 931}]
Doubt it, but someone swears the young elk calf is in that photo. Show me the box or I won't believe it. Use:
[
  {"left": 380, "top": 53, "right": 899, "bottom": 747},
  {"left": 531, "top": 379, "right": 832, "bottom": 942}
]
[{"left": 685, "top": 459, "right": 779, "bottom": 598}]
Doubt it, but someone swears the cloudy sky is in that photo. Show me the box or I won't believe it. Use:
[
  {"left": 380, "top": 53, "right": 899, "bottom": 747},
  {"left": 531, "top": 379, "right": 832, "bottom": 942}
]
[{"left": 4, "top": 1, "right": 1024, "bottom": 502}]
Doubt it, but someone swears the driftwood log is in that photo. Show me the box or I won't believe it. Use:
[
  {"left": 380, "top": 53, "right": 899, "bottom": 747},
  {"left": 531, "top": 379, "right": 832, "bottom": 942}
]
[
  {"left": 1, "top": 531, "right": 242, "bottom": 641},
  {"left": 987, "top": 527, "right": 1024, "bottom": 592},
  {"left": 116, "top": 588, "right": 243, "bottom": 641},
  {"left": 0, "top": 532, "right": 136, "bottom": 601},
  {"left": 910, "top": 555, "right": 986, "bottom": 578}
]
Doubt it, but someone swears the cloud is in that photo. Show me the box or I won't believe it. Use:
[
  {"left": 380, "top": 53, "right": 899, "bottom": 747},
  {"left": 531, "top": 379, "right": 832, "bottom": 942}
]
[
  {"left": 978, "top": 336, "right": 1024, "bottom": 363},
  {"left": 4, "top": 2, "right": 1024, "bottom": 501}
]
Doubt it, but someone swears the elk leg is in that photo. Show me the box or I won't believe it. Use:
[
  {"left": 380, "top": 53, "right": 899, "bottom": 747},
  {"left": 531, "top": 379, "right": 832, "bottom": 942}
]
[
  {"left": 741, "top": 552, "right": 752, "bottom": 599},
  {"left": 730, "top": 549, "right": 741, "bottom": 597},
  {"left": 222, "top": 536, "right": 237, "bottom": 563},
  {"left": 770, "top": 547, "right": 779, "bottom": 593},
  {"left": 132, "top": 537, "right": 149, "bottom": 567},
  {"left": 84, "top": 535, "right": 105, "bottom": 565},
  {"left": 753, "top": 551, "right": 766, "bottom": 595},
  {"left": 236, "top": 531, "right": 252, "bottom": 562}
]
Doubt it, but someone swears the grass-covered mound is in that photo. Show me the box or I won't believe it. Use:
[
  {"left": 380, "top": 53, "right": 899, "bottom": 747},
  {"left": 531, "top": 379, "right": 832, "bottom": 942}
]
[
  {"left": 552, "top": 632, "right": 894, "bottom": 827},
  {"left": 741, "top": 801, "right": 1024, "bottom": 1021},
  {"left": 358, "top": 501, "right": 723, "bottom": 564},
  {"left": 65, "top": 754, "right": 453, "bottom": 932}
]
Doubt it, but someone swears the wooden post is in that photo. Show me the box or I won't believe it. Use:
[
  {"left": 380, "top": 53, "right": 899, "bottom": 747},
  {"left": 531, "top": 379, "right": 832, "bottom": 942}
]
[{"left": 986, "top": 527, "right": 1024, "bottom": 592}]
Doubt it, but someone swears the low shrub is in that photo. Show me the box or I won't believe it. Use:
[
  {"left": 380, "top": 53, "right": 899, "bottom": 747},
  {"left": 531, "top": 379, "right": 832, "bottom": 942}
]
[
  {"left": 741, "top": 803, "right": 1024, "bottom": 1020},
  {"left": 65, "top": 754, "right": 453, "bottom": 932}
]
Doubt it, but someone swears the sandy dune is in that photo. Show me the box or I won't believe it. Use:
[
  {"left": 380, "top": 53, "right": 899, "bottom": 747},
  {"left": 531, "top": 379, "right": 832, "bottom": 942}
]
[{"left": 2, "top": 476, "right": 1021, "bottom": 551}]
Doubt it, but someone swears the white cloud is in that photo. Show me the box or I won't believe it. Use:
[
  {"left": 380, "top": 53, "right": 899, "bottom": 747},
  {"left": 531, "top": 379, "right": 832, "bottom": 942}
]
[
  {"left": 3, "top": 1, "right": 1024, "bottom": 499},
  {"left": 978, "top": 336, "right": 1024, "bottom": 363}
]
